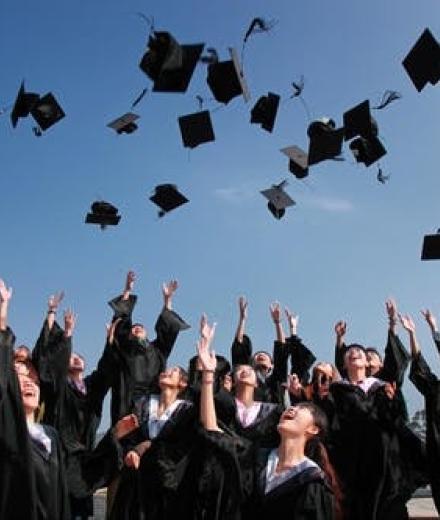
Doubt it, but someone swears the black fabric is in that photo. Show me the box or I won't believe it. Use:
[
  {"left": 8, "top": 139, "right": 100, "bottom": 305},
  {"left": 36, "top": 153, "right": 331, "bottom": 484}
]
[
  {"left": 194, "top": 430, "right": 335, "bottom": 520},
  {"left": 410, "top": 352, "right": 440, "bottom": 515},
  {"left": 109, "top": 400, "right": 196, "bottom": 520},
  {"left": 0, "top": 327, "right": 70, "bottom": 520},
  {"left": 231, "top": 334, "right": 289, "bottom": 403},
  {"left": 329, "top": 380, "right": 424, "bottom": 519},
  {"left": 32, "top": 319, "right": 114, "bottom": 517},
  {"left": 288, "top": 334, "right": 317, "bottom": 384},
  {"left": 107, "top": 294, "right": 185, "bottom": 424}
]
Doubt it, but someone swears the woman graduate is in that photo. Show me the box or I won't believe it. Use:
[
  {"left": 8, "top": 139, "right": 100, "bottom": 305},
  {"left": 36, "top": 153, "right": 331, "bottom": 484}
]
[
  {"left": 31, "top": 292, "right": 117, "bottom": 520},
  {"left": 108, "top": 363, "right": 196, "bottom": 520},
  {"left": 0, "top": 278, "right": 70, "bottom": 520},
  {"left": 197, "top": 316, "right": 339, "bottom": 520},
  {"left": 329, "top": 336, "right": 424, "bottom": 520},
  {"left": 106, "top": 271, "right": 190, "bottom": 425},
  {"left": 230, "top": 297, "right": 289, "bottom": 403}
]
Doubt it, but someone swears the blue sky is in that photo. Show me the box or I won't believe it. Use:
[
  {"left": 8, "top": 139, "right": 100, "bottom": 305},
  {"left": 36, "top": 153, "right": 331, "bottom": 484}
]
[{"left": 1, "top": 0, "right": 440, "bottom": 427}]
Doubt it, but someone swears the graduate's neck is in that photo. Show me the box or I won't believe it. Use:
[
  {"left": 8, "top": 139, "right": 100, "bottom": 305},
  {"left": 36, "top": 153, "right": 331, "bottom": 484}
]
[
  {"left": 346, "top": 366, "right": 367, "bottom": 384},
  {"left": 25, "top": 409, "right": 35, "bottom": 425},
  {"left": 159, "top": 386, "right": 180, "bottom": 411},
  {"left": 69, "top": 370, "right": 84, "bottom": 383},
  {"left": 277, "top": 436, "right": 306, "bottom": 470},
  {"left": 235, "top": 384, "right": 255, "bottom": 407}
]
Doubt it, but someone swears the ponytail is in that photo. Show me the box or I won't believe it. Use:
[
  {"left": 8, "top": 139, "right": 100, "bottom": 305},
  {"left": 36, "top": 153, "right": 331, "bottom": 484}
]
[{"left": 305, "top": 438, "right": 344, "bottom": 520}]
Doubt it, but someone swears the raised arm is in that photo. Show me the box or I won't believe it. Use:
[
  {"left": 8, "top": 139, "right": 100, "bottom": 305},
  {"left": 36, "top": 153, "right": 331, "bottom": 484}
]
[
  {"left": 334, "top": 320, "right": 347, "bottom": 375},
  {"left": 381, "top": 299, "right": 410, "bottom": 386},
  {"left": 421, "top": 308, "right": 440, "bottom": 356},
  {"left": 400, "top": 313, "right": 440, "bottom": 397},
  {"left": 0, "top": 279, "right": 12, "bottom": 332},
  {"left": 154, "top": 279, "right": 189, "bottom": 359},
  {"left": 231, "top": 297, "right": 252, "bottom": 365},
  {"left": 285, "top": 307, "right": 316, "bottom": 384},
  {"left": 270, "top": 301, "right": 285, "bottom": 344},
  {"left": 198, "top": 317, "right": 220, "bottom": 432},
  {"left": 399, "top": 314, "right": 420, "bottom": 358},
  {"left": 108, "top": 271, "right": 138, "bottom": 341},
  {"left": 32, "top": 296, "right": 73, "bottom": 394}
]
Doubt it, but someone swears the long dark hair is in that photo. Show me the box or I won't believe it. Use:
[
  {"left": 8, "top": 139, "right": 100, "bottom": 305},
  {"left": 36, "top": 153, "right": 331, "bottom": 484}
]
[{"left": 297, "top": 402, "right": 344, "bottom": 520}]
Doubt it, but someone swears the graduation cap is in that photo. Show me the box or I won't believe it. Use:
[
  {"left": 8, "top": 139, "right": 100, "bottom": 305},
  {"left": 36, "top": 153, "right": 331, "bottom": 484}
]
[
  {"left": 349, "top": 136, "right": 386, "bottom": 167},
  {"left": 260, "top": 180, "right": 295, "bottom": 220},
  {"left": 107, "top": 113, "right": 140, "bottom": 134},
  {"left": 30, "top": 93, "right": 65, "bottom": 131},
  {"left": 178, "top": 110, "right": 215, "bottom": 148},
  {"left": 10, "top": 81, "right": 40, "bottom": 128},
  {"left": 150, "top": 184, "right": 189, "bottom": 217},
  {"left": 207, "top": 48, "right": 250, "bottom": 104},
  {"left": 280, "top": 145, "right": 309, "bottom": 179},
  {"left": 421, "top": 230, "right": 440, "bottom": 260},
  {"left": 139, "top": 31, "right": 204, "bottom": 93},
  {"left": 343, "top": 100, "right": 378, "bottom": 141},
  {"left": 307, "top": 118, "right": 344, "bottom": 166},
  {"left": 402, "top": 28, "right": 440, "bottom": 92},
  {"left": 250, "top": 92, "right": 280, "bottom": 133},
  {"left": 85, "top": 201, "right": 121, "bottom": 229}
]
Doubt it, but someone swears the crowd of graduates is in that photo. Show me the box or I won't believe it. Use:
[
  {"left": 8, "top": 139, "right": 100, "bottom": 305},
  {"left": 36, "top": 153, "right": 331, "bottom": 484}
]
[{"left": 1, "top": 271, "right": 440, "bottom": 520}]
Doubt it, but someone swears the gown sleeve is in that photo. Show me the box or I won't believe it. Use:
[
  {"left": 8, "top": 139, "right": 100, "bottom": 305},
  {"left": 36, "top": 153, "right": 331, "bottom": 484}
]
[
  {"left": 231, "top": 333, "right": 253, "bottom": 366},
  {"left": 288, "top": 334, "right": 316, "bottom": 384},
  {"left": 152, "top": 307, "right": 189, "bottom": 360},
  {"left": 409, "top": 352, "right": 439, "bottom": 397},
  {"left": 379, "top": 331, "right": 411, "bottom": 386}
]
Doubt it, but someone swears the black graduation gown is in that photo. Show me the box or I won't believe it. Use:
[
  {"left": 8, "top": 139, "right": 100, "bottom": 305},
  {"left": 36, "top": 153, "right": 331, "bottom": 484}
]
[
  {"left": 214, "top": 389, "right": 281, "bottom": 447},
  {"left": 231, "top": 334, "right": 288, "bottom": 403},
  {"left": 108, "top": 294, "right": 187, "bottom": 424},
  {"left": 329, "top": 380, "right": 421, "bottom": 520},
  {"left": 288, "top": 334, "right": 316, "bottom": 385},
  {"left": 109, "top": 399, "right": 196, "bottom": 520},
  {"left": 186, "top": 394, "right": 281, "bottom": 520},
  {"left": 196, "top": 430, "right": 335, "bottom": 520},
  {"left": 335, "top": 331, "right": 411, "bottom": 421},
  {"left": 253, "top": 451, "right": 335, "bottom": 520},
  {"left": 0, "top": 327, "right": 70, "bottom": 520},
  {"left": 32, "top": 319, "right": 113, "bottom": 517},
  {"left": 409, "top": 352, "right": 440, "bottom": 515}
]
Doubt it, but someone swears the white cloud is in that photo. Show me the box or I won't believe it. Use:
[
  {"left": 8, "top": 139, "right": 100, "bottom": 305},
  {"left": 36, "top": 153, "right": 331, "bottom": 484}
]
[{"left": 304, "top": 195, "right": 354, "bottom": 212}]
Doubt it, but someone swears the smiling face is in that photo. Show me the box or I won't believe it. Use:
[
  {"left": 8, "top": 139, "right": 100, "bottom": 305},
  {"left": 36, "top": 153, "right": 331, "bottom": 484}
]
[
  {"left": 130, "top": 323, "right": 147, "bottom": 341},
  {"left": 159, "top": 366, "right": 187, "bottom": 392},
  {"left": 344, "top": 345, "right": 367, "bottom": 371},
  {"left": 69, "top": 353, "right": 85, "bottom": 373},
  {"left": 15, "top": 362, "right": 40, "bottom": 414},
  {"left": 366, "top": 350, "right": 383, "bottom": 376},
  {"left": 252, "top": 351, "right": 273, "bottom": 372},
  {"left": 277, "top": 404, "right": 320, "bottom": 439},
  {"left": 233, "top": 364, "right": 258, "bottom": 387},
  {"left": 14, "top": 345, "right": 31, "bottom": 363}
]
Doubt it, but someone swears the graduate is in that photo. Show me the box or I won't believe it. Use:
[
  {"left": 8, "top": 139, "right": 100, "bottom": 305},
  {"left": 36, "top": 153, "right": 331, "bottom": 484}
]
[
  {"left": 406, "top": 310, "right": 440, "bottom": 515},
  {"left": 197, "top": 316, "right": 339, "bottom": 520},
  {"left": 329, "top": 337, "right": 424, "bottom": 520},
  {"left": 231, "top": 297, "right": 289, "bottom": 403},
  {"left": 31, "top": 293, "right": 114, "bottom": 519},
  {"left": 106, "top": 271, "right": 189, "bottom": 424},
  {"left": 108, "top": 364, "right": 196, "bottom": 519},
  {"left": 0, "top": 278, "right": 70, "bottom": 520}
]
